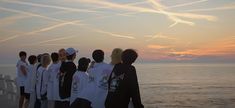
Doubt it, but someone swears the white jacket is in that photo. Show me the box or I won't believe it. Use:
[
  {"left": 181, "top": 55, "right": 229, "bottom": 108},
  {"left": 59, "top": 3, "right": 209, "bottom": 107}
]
[{"left": 88, "top": 63, "right": 113, "bottom": 108}]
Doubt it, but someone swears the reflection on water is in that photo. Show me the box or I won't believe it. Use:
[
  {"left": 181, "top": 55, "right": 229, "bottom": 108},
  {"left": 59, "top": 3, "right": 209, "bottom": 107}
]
[
  {"left": 135, "top": 63, "right": 235, "bottom": 108},
  {"left": 1, "top": 63, "right": 235, "bottom": 108}
]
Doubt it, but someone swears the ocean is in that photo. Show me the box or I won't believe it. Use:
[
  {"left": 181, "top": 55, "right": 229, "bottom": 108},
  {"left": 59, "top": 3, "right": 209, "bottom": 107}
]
[{"left": 0, "top": 63, "right": 235, "bottom": 108}]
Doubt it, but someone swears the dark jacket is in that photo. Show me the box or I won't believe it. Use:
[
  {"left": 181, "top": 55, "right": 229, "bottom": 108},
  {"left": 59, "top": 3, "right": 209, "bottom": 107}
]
[
  {"left": 59, "top": 61, "right": 76, "bottom": 99},
  {"left": 105, "top": 63, "right": 144, "bottom": 108}
]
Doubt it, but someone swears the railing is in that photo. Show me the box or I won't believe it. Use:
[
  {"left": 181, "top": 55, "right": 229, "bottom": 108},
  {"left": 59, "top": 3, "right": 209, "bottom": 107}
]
[{"left": 0, "top": 74, "right": 18, "bottom": 107}]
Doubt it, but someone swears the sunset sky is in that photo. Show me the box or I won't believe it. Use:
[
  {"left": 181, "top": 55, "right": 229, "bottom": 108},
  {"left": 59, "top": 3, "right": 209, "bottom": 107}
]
[{"left": 0, "top": 0, "right": 235, "bottom": 64}]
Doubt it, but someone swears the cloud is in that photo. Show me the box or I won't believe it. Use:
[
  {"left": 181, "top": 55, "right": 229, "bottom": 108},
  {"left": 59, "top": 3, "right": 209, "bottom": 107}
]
[
  {"left": 147, "top": 44, "right": 170, "bottom": 49},
  {"left": 145, "top": 33, "right": 178, "bottom": 41},
  {"left": 170, "top": 37, "right": 235, "bottom": 56}
]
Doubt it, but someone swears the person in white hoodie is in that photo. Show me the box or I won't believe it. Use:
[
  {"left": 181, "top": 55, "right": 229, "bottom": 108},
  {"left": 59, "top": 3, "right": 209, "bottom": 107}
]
[
  {"left": 35, "top": 53, "right": 51, "bottom": 108},
  {"left": 70, "top": 57, "right": 95, "bottom": 108},
  {"left": 47, "top": 52, "right": 60, "bottom": 108},
  {"left": 88, "top": 49, "right": 113, "bottom": 108},
  {"left": 25, "top": 55, "right": 37, "bottom": 108}
]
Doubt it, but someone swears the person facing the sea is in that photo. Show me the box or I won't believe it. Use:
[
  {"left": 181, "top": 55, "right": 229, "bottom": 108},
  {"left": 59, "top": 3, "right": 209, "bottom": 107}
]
[
  {"left": 25, "top": 55, "right": 37, "bottom": 108},
  {"left": 57, "top": 48, "right": 77, "bottom": 108},
  {"left": 70, "top": 57, "right": 93, "bottom": 108},
  {"left": 88, "top": 49, "right": 113, "bottom": 108},
  {"left": 110, "top": 48, "right": 123, "bottom": 65},
  {"left": 16, "top": 51, "right": 28, "bottom": 108},
  {"left": 105, "top": 49, "right": 144, "bottom": 108},
  {"left": 54, "top": 48, "right": 68, "bottom": 108},
  {"left": 47, "top": 52, "right": 60, "bottom": 108},
  {"left": 35, "top": 53, "right": 51, "bottom": 108}
]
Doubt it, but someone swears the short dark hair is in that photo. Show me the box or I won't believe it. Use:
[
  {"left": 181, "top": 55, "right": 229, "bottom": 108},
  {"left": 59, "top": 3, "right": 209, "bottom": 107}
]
[
  {"left": 92, "top": 49, "right": 104, "bottom": 63},
  {"left": 67, "top": 53, "right": 75, "bottom": 60},
  {"left": 51, "top": 52, "right": 59, "bottom": 63},
  {"left": 28, "top": 55, "right": 37, "bottom": 64},
  {"left": 37, "top": 54, "right": 42, "bottom": 63},
  {"left": 122, "top": 49, "right": 138, "bottom": 64},
  {"left": 78, "top": 57, "right": 91, "bottom": 72},
  {"left": 19, "top": 51, "right": 27, "bottom": 57}
]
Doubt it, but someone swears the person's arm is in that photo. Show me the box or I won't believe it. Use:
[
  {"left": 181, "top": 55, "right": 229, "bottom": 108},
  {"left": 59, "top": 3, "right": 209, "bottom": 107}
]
[
  {"left": 128, "top": 66, "right": 144, "bottom": 108},
  {"left": 20, "top": 65, "right": 27, "bottom": 76},
  {"left": 41, "top": 70, "right": 49, "bottom": 95}
]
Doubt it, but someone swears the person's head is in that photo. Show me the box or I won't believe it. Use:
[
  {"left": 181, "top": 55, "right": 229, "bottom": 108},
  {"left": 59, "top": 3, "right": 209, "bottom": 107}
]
[
  {"left": 58, "top": 48, "right": 67, "bottom": 62},
  {"left": 77, "top": 57, "right": 91, "bottom": 72},
  {"left": 41, "top": 53, "right": 51, "bottom": 67},
  {"left": 92, "top": 49, "right": 104, "bottom": 63},
  {"left": 28, "top": 55, "right": 37, "bottom": 65},
  {"left": 66, "top": 48, "right": 77, "bottom": 61},
  {"left": 111, "top": 48, "right": 123, "bottom": 65},
  {"left": 122, "top": 49, "right": 138, "bottom": 65},
  {"left": 51, "top": 52, "right": 59, "bottom": 63},
  {"left": 19, "top": 51, "right": 27, "bottom": 61},
  {"left": 37, "top": 54, "right": 42, "bottom": 63}
]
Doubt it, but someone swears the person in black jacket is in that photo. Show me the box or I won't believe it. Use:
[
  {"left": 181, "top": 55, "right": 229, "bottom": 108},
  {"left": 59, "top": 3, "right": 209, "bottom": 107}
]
[
  {"left": 105, "top": 49, "right": 144, "bottom": 108},
  {"left": 56, "top": 48, "right": 77, "bottom": 108}
]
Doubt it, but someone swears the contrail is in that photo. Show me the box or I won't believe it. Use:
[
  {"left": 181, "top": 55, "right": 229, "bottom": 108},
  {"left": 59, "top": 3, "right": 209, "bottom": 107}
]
[
  {"left": 146, "top": 33, "right": 178, "bottom": 42},
  {"left": 147, "top": 0, "right": 194, "bottom": 27},
  {"left": 0, "top": 7, "right": 65, "bottom": 22},
  {"left": 0, "top": 0, "right": 99, "bottom": 13},
  {"left": 0, "top": 10, "right": 74, "bottom": 27},
  {"left": 79, "top": 0, "right": 216, "bottom": 27},
  {"left": 167, "top": 0, "right": 209, "bottom": 9},
  {"left": 0, "top": 21, "right": 81, "bottom": 44},
  {"left": 0, "top": 6, "right": 135, "bottom": 43},
  {"left": 21, "top": 35, "right": 77, "bottom": 46},
  {"left": 93, "top": 29, "right": 136, "bottom": 39},
  {"left": 184, "top": 5, "right": 235, "bottom": 12},
  {"left": 0, "top": 35, "right": 20, "bottom": 43}
]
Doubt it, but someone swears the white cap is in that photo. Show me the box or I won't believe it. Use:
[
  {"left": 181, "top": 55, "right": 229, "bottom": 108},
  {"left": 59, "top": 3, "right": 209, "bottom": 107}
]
[{"left": 66, "top": 48, "right": 78, "bottom": 56}]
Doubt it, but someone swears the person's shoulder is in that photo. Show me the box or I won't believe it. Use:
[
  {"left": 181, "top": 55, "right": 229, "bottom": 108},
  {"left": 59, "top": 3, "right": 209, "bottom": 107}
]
[
  {"left": 130, "top": 65, "right": 136, "bottom": 71},
  {"left": 38, "top": 66, "right": 46, "bottom": 72},
  {"left": 73, "top": 71, "right": 80, "bottom": 77}
]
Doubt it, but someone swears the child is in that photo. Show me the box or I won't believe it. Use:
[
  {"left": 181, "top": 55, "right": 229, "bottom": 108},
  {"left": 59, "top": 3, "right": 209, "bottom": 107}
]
[
  {"left": 25, "top": 55, "right": 37, "bottom": 108},
  {"left": 88, "top": 49, "right": 113, "bottom": 108},
  {"left": 57, "top": 48, "right": 77, "bottom": 108},
  {"left": 70, "top": 57, "right": 93, "bottom": 108},
  {"left": 35, "top": 53, "right": 51, "bottom": 108},
  {"left": 16, "top": 51, "right": 28, "bottom": 108},
  {"left": 47, "top": 52, "right": 60, "bottom": 108},
  {"left": 105, "top": 49, "right": 144, "bottom": 108}
]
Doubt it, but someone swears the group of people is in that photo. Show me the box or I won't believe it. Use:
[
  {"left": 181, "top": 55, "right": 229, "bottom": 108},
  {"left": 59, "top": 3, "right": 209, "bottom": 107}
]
[{"left": 16, "top": 47, "right": 144, "bottom": 108}]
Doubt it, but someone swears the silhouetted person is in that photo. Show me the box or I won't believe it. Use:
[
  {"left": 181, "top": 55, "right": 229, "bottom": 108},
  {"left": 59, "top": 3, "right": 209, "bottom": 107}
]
[{"left": 105, "top": 49, "right": 144, "bottom": 108}]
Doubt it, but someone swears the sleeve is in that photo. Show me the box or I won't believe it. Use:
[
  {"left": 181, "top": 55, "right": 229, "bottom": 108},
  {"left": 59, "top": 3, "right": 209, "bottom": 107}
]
[
  {"left": 128, "top": 66, "right": 144, "bottom": 108},
  {"left": 70, "top": 74, "right": 77, "bottom": 105},
  {"left": 60, "top": 62, "right": 66, "bottom": 74},
  {"left": 41, "top": 70, "right": 49, "bottom": 95}
]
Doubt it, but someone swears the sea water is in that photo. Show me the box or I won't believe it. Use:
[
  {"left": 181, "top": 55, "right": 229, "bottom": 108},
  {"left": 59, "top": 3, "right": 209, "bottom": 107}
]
[{"left": 1, "top": 63, "right": 235, "bottom": 108}]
